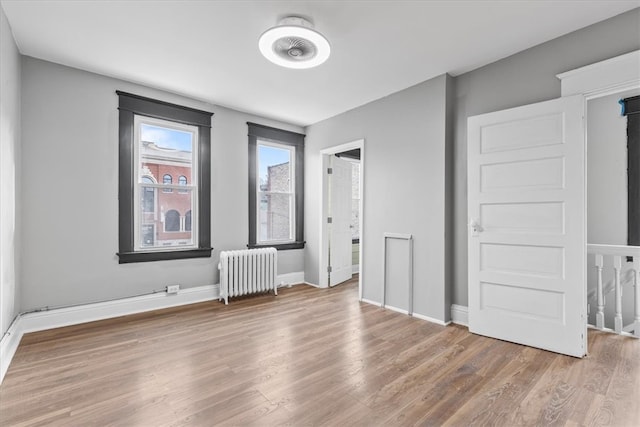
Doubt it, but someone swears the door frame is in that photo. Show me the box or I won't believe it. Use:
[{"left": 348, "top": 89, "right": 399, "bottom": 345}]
[{"left": 319, "top": 139, "right": 364, "bottom": 300}]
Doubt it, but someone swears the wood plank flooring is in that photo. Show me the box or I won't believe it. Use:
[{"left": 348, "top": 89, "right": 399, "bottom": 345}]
[{"left": 1, "top": 278, "right": 639, "bottom": 426}]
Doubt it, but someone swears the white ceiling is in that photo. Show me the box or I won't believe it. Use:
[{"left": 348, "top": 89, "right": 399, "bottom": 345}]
[{"left": 2, "top": 1, "right": 638, "bottom": 126}]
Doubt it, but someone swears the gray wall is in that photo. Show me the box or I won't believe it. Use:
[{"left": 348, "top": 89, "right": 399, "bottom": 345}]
[
  {"left": 452, "top": 8, "right": 640, "bottom": 306},
  {"left": 19, "top": 57, "right": 304, "bottom": 311},
  {"left": 587, "top": 90, "right": 638, "bottom": 245},
  {"left": 305, "top": 74, "right": 453, "bottom": 322},
  {"left": 0, "top": 6, "right": 21, "bottom": 335}
]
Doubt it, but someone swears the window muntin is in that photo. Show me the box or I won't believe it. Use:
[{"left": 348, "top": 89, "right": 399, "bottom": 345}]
[
  {"left": 257, "top": 141, "right": 295, "bottom": 244},
  {"left": 133, "top": 115, "right": 198, "bottom": 251}
]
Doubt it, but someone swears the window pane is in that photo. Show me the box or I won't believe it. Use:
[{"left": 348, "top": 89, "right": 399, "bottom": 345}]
[
  {"left": 258, "top": 144, "right": 291, "bottom": 193},
  {"left": 139, "top": 187, "right": 194, "bottom": 248},
  {"left": 140, "top": 123, "right": 194, "bottom": 190},
  {"left": 259, "top": 192, "right": 292, "bottom": 242}
]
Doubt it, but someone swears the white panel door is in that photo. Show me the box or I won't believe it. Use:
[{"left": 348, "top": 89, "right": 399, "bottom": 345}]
[
  {"left": 468, "top": 95, "right": 587, "bottom": 357},
  {"left": 329, "top": 156, "right": 353, "bottom": 287}
]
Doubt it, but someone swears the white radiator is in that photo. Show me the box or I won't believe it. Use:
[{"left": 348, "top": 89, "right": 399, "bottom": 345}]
[{"left": 218, "top": 248, "right": 278, "bottom": 304}]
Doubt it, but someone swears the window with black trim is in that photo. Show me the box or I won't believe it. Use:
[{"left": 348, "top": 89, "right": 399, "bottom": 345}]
[
  {"left": 248, "top": 122, "right": 305, "bottom": 250},
  {"left": 117, "top": 91, "right": 213, "bottom": 263}
]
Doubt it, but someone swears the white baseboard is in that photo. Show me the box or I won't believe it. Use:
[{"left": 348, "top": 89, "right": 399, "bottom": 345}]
[
  {"left": 360, "top": 299, "right": 449, "bottom": 326},
  {"left": 352, "top": 264, "right": 359, "bottom": 274},
  {"left": 277, "top": 271, "right": 305, "bottom": 287},
  {"left": 0, "top": 316, "right": 23, "bottom": 384},
  {"left": 451, "top": 304, "right": 469, "bottom": 326},
  {"left": 303, "top": 282, "right": 320, "bottom": 288},
  {"left": 412, "top": 312, "right": 451, "bottom": 326},
  {"left": 384, "top": 304, "right": 409, "bottom": 315},
  {"left": 0, "top": 284, "right": 219, "bottom": 385},
  {"left": 19, "top": 285, "right": 219, "bottom": 334},
  {"left": 360, "top": 298, "right": 381, "bottom": 307}
]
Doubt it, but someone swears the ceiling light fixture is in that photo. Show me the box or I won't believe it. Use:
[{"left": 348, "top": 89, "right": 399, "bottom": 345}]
[{"left": 259, "top": 16, "right": 331, "bottom": 69}]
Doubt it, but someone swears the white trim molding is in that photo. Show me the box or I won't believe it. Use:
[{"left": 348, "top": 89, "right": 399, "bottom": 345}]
[
  {"left": 451, "top": 304, "right": 469, "bottom": 326},
  {"left": 360, "top": 298, "right": 450, "bottom": 326},
  {"left": 360, "top": 297, "right": 382, "bottom": 307},
  {"left": 319, "top": 139, "right": 365, "bottom": 301},
  {"left": 384, "top": 304, "right": 409, "bottom": 316},
  {"left": 412, "top": 312, "right": 451, "bottom": 327},
  {"left": 557, "top": 50, "right": 640, "bottom": 98},
  {"left": 277, "top": 271, "right": 305, "bottom": 287},
  {"left": 0, "top": 317, "right": 23, "bottom": 384},
  {"left": 19, "top": 285, "right": 219, "bottom": 334},
  {"left": 0, "top": 284, "right": 219, "bottom": 385}
]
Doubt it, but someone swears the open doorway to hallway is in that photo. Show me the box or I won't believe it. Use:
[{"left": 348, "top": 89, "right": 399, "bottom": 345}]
[{"left": 319, "top": 140, "right": 364, "bottom": 299}]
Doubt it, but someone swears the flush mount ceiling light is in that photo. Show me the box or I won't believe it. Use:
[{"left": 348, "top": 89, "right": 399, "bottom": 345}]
[{"left": 259, "top": 16, "right": 331, "bottom": 69}]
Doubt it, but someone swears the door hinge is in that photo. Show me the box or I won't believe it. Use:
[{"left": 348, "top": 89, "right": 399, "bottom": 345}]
[
  {"left": 327, "top": 266, "right": 332, "bottom": 273},
  {"left": 327, "top": 217, "right": 333, "bottom": 224},
  {"left": 327, "top": 167, "right": 333, "bottom": 174}
]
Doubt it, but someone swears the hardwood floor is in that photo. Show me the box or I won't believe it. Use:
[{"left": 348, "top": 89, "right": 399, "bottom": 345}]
[{"left": 1, "top": 278, "right": 639, "bottom": 426}]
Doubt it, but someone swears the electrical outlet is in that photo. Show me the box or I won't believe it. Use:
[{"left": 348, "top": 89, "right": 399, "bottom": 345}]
[{"left": 166, "top": 285, "right": 180, "bottom": 294}]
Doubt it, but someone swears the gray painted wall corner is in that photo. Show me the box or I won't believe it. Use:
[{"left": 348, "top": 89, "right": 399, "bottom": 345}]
[
  {"left": 444, "top": 73, "right": 455, "bottom": 322},
  {"left": 0, "top": 4, "right": 22, "bottom": 336}
]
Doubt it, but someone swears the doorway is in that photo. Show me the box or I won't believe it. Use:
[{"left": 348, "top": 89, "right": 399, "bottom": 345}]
[{"left": 319, "top": 140, "right": 364, "bottom": 299}]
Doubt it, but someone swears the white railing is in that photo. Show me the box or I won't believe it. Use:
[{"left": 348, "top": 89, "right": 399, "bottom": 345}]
[{"left": 587, "top": 244, "right": 640, "bottom": 337}]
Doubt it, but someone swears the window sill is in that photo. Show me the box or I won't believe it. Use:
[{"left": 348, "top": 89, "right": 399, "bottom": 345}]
[
  {"left": 117, "top": 247, "right": 213, "bottom": 264},
  {"left": 248, "top": 242, "right": 305, "bottom": 251}
]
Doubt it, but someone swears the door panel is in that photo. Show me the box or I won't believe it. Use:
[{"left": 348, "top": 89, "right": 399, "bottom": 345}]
[
  {"left": 329, "top": 156, "right": 353, "bottom": 287},
  {"left": 480, "top": 202, "right": 565, "bottom": 234},
  {"left": 468, "top": 94, "right": 586, "bottom": 357}
]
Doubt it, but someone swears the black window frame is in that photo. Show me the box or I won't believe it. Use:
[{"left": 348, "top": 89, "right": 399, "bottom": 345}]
[
  {"left": 622, "top": 95, "right": 640, "bottom": 246},
  {"left": 248, "top": 122, "right": 305, "bottom": 250},
  {"left": 117, "top": 91, "right": 213, "bottom": 263}
]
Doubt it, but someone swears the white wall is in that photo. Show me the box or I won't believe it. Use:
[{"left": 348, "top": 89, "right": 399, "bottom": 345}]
[
  {"left": 19, "top": 57, "right": 304, "bottom": 311},
  {"left": 305, "top": 74, "right": 453, "bottom": 322},
  {"left": 452, "top": 8, "right": 640, "bottom": 307},
  {"left": 0, "top": 5, "right": 21, "bottom": 336},
  {"left": 587, "top": 90, "right": 638, "bottom": 245}
]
